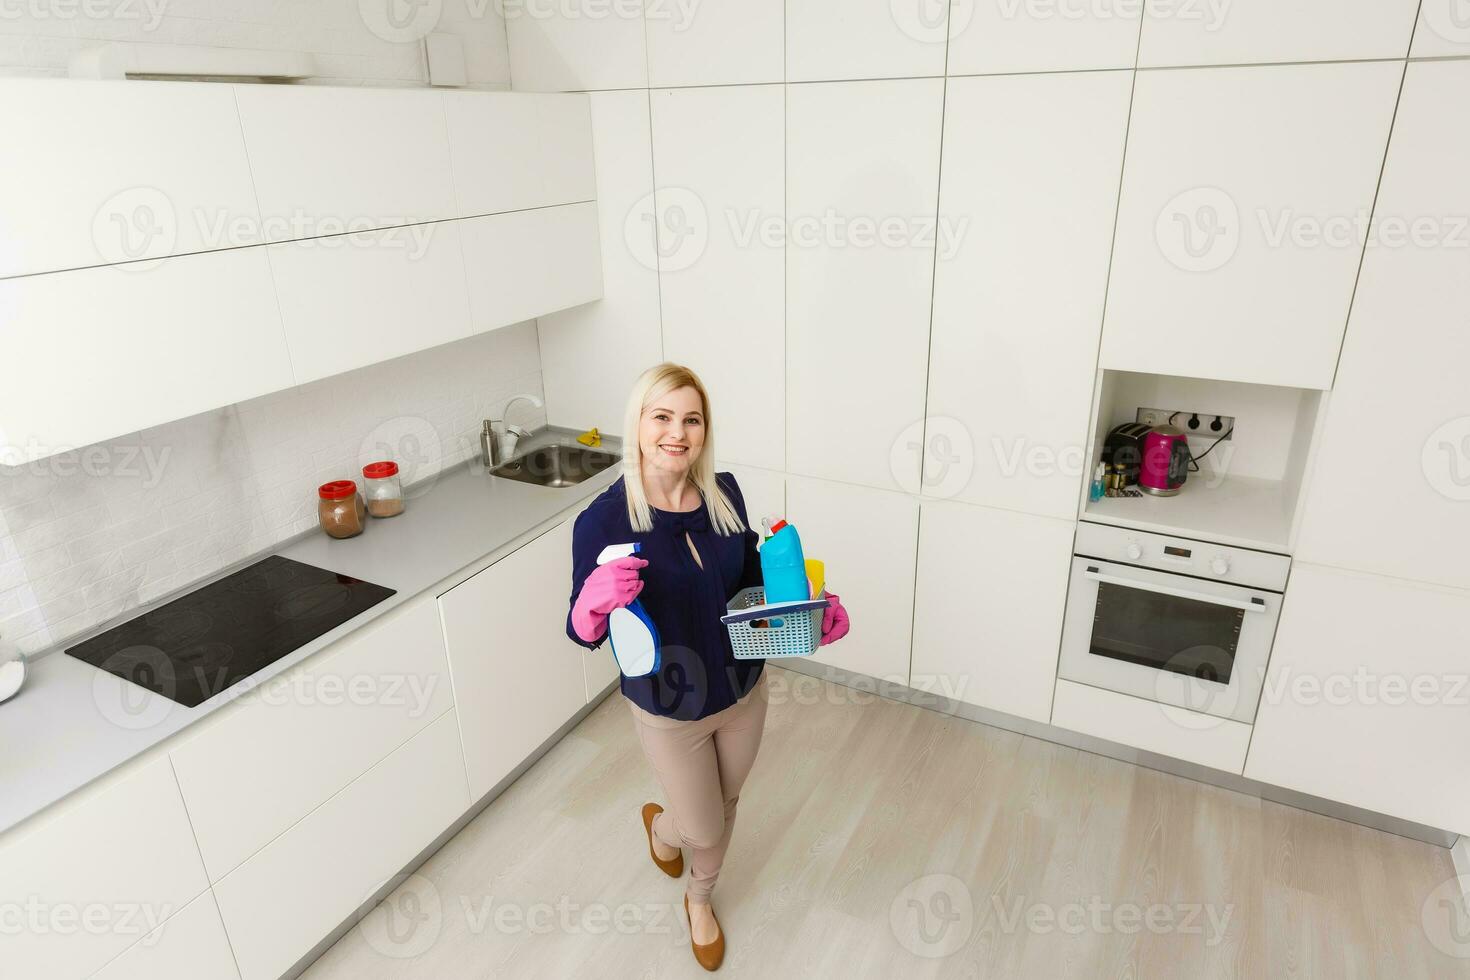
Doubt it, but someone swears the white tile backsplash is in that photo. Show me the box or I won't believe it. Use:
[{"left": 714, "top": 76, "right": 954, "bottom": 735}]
[{"left": 0, "top": 324, "right": 545, "bottom": 657}]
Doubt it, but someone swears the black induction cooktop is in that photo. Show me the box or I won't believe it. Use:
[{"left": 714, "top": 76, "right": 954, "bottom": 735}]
[{"left": 65, "top": 556, "right": 396, "bottom": 708}]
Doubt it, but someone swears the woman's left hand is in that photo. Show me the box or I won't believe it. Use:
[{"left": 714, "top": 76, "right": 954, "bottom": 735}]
[{"left": 819, "top": 592, "right": 849, "bottom": 645}]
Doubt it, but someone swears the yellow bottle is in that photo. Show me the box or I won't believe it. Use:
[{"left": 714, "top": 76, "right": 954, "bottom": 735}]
[{"left": 804, "top": 558, "right": 825, "bottom": 599}]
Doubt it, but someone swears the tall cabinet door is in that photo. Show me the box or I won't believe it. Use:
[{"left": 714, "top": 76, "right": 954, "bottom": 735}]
[
  {"left": 786, "top": 78, "right": 943, "bottom": 492},
  {"left": 927, "top": 71, "right": 1132, "bottom": 520},
  {"left": 438, "top": 520, "right": 589, "bottom": 801},
  {"left": 1294, "top": 60, "right": 1470, "bottom": 593},
  {"left": 1101, "top": 61, "right": 1402, "bottom": 389}
]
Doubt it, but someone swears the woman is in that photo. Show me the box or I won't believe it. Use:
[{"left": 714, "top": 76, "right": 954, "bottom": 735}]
[{"left": 565, "top": 362, "right": 850, "bottom": 971}]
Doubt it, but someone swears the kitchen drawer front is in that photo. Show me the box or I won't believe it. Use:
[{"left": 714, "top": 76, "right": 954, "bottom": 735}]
[
  {"left": 0, "top": 757, "right": 209, "bottom": 980},
  {"left": 169, "top": 596, "right": 454, "bottom": 882},
  {"left": 460, "top": 203, "right": 604, "bottom": 334},
  {"left": 444, "top": 91, "right": 596, "bottom": 216},
  {"left": 1051, "top": 679, "right": 1252, "bottom": 774},
  {"left": 212, "top": 709, "right": 469, "bottom": 980},
  {"left": 89, "top": 892, "right": 238, "bottom": 980}
]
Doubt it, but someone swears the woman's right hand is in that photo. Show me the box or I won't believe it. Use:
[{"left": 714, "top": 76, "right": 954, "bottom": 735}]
[{"left": 571, "top": 556, "right": 648, "bottom": 642}]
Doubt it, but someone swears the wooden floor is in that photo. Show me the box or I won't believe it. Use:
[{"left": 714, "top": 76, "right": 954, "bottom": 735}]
[{"left": 303, "top": 666, "right": 1469, "bottom": 979}]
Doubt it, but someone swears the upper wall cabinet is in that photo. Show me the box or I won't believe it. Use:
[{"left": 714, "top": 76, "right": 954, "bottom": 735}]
[
  {"left": 1138, "top": 0, "right": 1420, "bottom": 67},
  {"left": 651, "top": 86, "right": 785, "bottom": 473},
  {"left": 646, "top": 0, "right": 783, "bottom": 87},
  {"left": 1294, "top": 61, "right": 1470, "bottom": 593},
  {"left": 947, "top": 0, "right": 1139, "bottom": 74},
  {"left": 786, "top": 78, "right": 943, "bottom": 491},
  {"left": 786, "top": 0, "right": 947, "bottom": 82},
  {"left": 0, "top": 79, "right": 258, "bottom": 279},
  {"left": 506, "top": 0, "right": 648, "bottom": 91},
  {"left": 929, "top": 72, "right": 1132, "bottom": 521},
  {"left": 460, "top": 203, "right": 605, "bottom": 333},
  {"left": 1412, "top": 0, "right": 1470, "bottom": 57},
  {"left": 0, "top": 247, "right": 292, "bottom": 463},
  {"left": 234, "top": 86, "right": 457, "bottom": 241},
  {"left": 1100, "top": 63, "right": 1401, "bottom": 390},
  {"left": 443, "top": 92, "right": 597, "bottom": 216}
]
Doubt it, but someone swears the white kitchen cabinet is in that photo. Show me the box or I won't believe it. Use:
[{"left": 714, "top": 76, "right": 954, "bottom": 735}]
[
  {"left": 0, "top": 78, "right": 259, "bottom": 279},
  {"left": 539, "top": 91, "right": 664, "bottom": 436},
  {"left": 1244, "top": 564, "right": 1470, "bottom": 836},
  {"left": 438, "top": 519, "right": 590, "bottom": 801},
  {"left": 947, "top": 0, "right": 1139, "bottom": 74},
  {"left": 443, "top": 92, "right": 596, "bottom": 217},
  {"left": 1412, "top": 0, "right": 1470, "bottom": 58},
  {"left": 1294, "top": 61, "right": 1470, "bottom": 593},
  {"left": 0, "top": 757, "right": 209, "bottom": 980},
  {"left": 651, "top": 85, "right": 785, "bottom": 472},
  {"left": 584, "top": 642, "right": 621, "bottom": 702},
  {"left": 786, "top": 79, "right": 943, "bottom": 491},
  {"left": 233, "top": 85, "right": 455, "bottom": 241},
  {"left": 1139, "top": 0, "right": 1420, "bottom": 67},
  {"left": 646, "top": 0, "right": 783, "bottom": 87},
  {"left": 212, "top": 709, "right": 468, "bottom": 980},
  {"left": 1101, "top": 62, "right": 1402, "bottom": 390},
  {"left": 928, "top": 72, "right": 1131, "bottom": 520},
  {"left": 506, "top": 0, "right": 648, "bottom": 92},
  {"left": 169, "top": 596, "right": 454, "bottom": 881},
  {"left": 266, "top": 220, "right": 472, "bottom": 385},
  {"left": 1052, "top": 679, "right": 1253, "bottom": 774},
  {"left": 0, "top": 247, "right": 292, "bottom": 464},
  {"left": 459, "top": 203, "right": 604, "bottom": 335},
  {"left": 786, "top": 0, "right": 947, "bottom": 82},
  {"left": 90, "top": 892, "right": 239, "bottom": 980},
  {"left": 786, "top": 475, "right": 919, "bottom": 685},
  {"left": 723, "top": 463, "right": 785, "bottom": 537},
  {"left": 909, "top": 500, "right": 1074, "bottom": 724}
]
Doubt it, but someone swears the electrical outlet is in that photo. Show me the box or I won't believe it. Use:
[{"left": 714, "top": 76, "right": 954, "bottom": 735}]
[{"left": 1135, "top": 407, "right": 1235, "bottom": 440}]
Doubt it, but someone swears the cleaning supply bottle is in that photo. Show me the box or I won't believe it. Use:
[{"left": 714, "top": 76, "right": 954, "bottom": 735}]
[
  {"left": 759, "top": 517, "right": 809, "bottom": 603},
  {"left": 596, "top": 542, "right": 660, "bottom": 677}
]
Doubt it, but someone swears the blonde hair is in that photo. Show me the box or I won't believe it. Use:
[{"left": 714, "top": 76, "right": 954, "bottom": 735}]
[{"left": 622, "top": 362, "right": 745, "bottom": 537}]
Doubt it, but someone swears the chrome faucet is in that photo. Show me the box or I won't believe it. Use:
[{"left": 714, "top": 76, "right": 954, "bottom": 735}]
[{"left": 481, "top": 393, "right": 545, "bottom": 468}]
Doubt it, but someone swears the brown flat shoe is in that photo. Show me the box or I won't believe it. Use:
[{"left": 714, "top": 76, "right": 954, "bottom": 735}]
[
  {"left": 641, "top": 802, "right": 683, "bottom": 878},
  {"left": 685, "top": 894, "right": 725, "bottom": 971}
]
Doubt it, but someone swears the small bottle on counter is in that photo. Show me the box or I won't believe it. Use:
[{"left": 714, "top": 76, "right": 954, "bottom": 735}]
[
  {"left": 318, "top": 480, "right": 365, "bottom": 539},
  {"left": 361, "top": 460, "right": 405, "bottom": 518}
]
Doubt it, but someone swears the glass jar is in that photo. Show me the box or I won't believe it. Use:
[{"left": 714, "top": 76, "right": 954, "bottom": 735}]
[
  {"left": 318, "top": 480, "right": 365, "bottom": 539},
  {"left": 361, "top": 460, "right": 405, "bottom": 518}
]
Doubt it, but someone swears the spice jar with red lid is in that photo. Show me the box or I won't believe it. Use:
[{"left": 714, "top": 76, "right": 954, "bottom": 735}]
[
  {"left": 318, "top": 480, "right": 365, "bottom": 538},
  {"left": 361, "top": 461, "right": 405, "bottom": 518}
]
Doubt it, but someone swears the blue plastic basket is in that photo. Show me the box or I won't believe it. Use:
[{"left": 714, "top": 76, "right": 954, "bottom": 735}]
[{"left": 723, "top": 587, "right": 826, "bottom": 659}]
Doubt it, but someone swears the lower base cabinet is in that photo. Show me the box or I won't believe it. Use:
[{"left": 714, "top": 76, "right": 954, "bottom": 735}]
[
  {"left": 212, "top": 710, "right": 469, "bottom": 980},
  {"left": 1244, "top": 563, "right": 1470, "bottom": 836},
  {"left": 438, "top": 519, "right": 590, "bottom": 801},
  {"left": 90, "top": 892, "right": 238, "bottom": 980}
]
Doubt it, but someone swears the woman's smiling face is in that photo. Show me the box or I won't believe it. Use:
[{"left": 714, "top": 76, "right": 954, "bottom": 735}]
[{"left": 639, "top": 385, "right": 705, "bottom": 475}]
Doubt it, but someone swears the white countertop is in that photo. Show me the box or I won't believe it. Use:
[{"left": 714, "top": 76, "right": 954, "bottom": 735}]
[{"left": 0, "top": 431, "right": 620, "bottom": 836}]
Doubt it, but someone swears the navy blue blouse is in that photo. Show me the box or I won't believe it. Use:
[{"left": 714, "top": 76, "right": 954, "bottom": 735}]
[{"left": 565, "top": 472, "right": 765, "bottom": 720}]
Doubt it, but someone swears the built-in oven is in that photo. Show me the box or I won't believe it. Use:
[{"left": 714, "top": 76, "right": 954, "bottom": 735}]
[{"left": 1058, "top": 523, "right": 1290, "bottom": 724}]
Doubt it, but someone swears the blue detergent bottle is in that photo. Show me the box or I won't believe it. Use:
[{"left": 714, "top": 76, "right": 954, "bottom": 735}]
[{"left": 760, "top": 518, "right": 810, "bottom": 603}]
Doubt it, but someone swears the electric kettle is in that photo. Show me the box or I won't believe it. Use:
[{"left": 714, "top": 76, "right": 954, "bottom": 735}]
[{"left": 1139, "top": 425, "right": 1190, "bottom": 496}]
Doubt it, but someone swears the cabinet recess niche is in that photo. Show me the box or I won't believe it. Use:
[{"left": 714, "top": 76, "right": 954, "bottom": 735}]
[{"left": 1081, "top": 370, "right": 1327, "bottom": 554}]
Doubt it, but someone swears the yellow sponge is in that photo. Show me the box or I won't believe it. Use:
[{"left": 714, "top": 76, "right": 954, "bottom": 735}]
[{"left": 576, "top": 427, "right": 601, "bottom": 447}]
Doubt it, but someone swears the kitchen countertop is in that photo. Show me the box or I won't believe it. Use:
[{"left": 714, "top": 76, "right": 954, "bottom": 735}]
[{"left": 0, "top": 428, "right": 621, "bottom": 836}]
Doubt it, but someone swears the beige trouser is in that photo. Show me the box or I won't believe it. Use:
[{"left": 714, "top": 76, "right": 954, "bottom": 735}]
[{"left": 627, "top": 670, "right": 771, "bottom": 906}]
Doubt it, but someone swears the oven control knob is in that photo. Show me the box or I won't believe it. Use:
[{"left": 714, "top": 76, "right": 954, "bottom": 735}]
[
  {"left": 1125, "top": 541, "right": 1143, "bottom": 561},
  {"left": 1210, "top": 556, "right": 1231, "bottom": 576}
]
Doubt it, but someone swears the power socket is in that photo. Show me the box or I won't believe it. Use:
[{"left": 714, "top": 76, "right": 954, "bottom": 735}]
[{"left": 1135, "top": 407, "right": 1234, "bottom": 440}]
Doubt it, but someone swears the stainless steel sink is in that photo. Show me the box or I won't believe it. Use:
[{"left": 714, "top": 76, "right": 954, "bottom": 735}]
[{"left": 488, "top": 443, "right": 618, "bottom": 488}]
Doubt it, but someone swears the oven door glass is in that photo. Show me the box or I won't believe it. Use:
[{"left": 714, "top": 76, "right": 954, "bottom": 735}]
[{"left": 1090, "top": 581, "right": 1244, "bottom": 684}]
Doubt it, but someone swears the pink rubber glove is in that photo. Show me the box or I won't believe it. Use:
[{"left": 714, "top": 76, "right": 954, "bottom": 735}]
[
  {"left": 571, "top": 556, "right": 648, "bottom": 643},
  {"left": 819, "top": 591, "right": 849, "bottom": 646}
]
